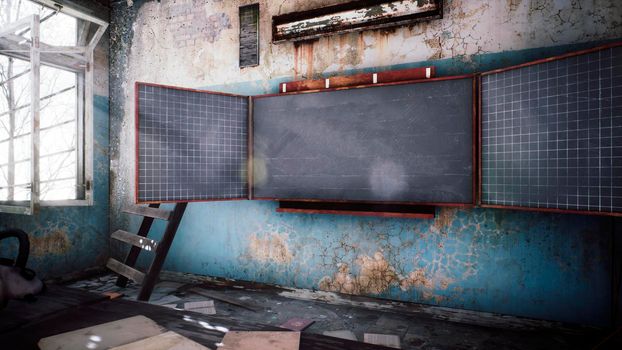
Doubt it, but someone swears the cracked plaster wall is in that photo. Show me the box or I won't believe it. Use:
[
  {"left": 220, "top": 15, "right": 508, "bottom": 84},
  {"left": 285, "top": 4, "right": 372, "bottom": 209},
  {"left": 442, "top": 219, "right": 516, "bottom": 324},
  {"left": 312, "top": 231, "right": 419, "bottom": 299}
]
[{"left": 109, "top": 0, "right": 622, "bottom": 326}]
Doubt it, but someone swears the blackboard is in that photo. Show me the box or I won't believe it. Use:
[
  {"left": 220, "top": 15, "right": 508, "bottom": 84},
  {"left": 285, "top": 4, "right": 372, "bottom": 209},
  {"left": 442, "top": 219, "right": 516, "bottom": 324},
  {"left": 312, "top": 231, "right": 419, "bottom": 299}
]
[
  {"left": 480, "top": 44, "right": 622, "bottom": 214},
  {"left": 252, "top": 77, "right": 475, "bottom": 204},
  {"left": 136, "top": 83, "right": 249, "bottom": 203}
]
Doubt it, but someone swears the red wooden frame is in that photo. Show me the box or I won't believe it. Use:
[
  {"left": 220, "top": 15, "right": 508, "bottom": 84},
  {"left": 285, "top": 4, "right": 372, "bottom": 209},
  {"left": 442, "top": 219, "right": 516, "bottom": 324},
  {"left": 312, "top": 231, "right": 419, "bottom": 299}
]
[
  {"left": 279, "top": 66, "right": 436, "bottom": 93},
  {"left": 251, "top": 74, "right": 478, "bottom": 207},
  {"left": 134, "top": 81, "right": 251, "bottom": 204},
  {"left": 478, "top": 41, "right": 622, "bottom": 216},
  {"left": 276, "top": 208, "right": 436, "bottom": 219},
  {"left": 277, "top": 201, "right": 436, "bottom": 219}
]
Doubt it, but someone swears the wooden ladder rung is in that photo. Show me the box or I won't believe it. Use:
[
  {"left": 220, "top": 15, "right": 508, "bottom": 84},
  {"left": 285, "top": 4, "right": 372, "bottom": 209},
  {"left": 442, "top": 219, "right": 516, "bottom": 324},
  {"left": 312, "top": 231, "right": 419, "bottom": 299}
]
[
  {"left": 106, "top": 258, "right": 145, "bottom": 285},
  {"left": 123, "top": 206, "right": 172, "bottom": 221},
  {"left": 111, "top": 230, "right": 158, "bottom": 252}
]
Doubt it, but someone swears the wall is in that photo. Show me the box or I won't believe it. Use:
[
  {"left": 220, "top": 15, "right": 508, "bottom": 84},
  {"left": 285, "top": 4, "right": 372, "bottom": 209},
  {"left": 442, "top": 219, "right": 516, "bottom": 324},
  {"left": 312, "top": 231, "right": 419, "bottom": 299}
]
[
  {"left": 0, "top": 1, "right": 110, "bottom": 279},
  {"left": 109, "top": 0, "right": 622, "bottom": 326}
]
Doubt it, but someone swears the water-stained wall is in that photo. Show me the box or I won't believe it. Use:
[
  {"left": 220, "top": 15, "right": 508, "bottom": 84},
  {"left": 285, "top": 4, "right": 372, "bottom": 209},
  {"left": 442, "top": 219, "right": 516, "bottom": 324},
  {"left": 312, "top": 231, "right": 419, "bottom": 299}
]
[
  {"left": 109, "top": 0, "right": 622, "bottom": 326},
  {"left": 0, "top": 1, "right": 110, "bottom": 279}
]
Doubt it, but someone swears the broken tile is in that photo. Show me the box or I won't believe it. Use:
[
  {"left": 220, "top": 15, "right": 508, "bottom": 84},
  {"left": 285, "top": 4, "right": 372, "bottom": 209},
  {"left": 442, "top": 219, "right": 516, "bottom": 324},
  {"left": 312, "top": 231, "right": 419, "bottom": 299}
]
[
  {"left": 151, "top": 295, "right": 181, "bottom": 306},
  {"left": 280, "top": 318, "right": 314, "bottom": 331},
  {"left": 364, "top": 333, "right": 401, "bottom": 349},
  {"left": 184, "top": 300, "right": 216, "bottom": 314},
  {"left": 191, "top": 307, "right": 216, "bottom": 315},
  {"left": 184, "top": 300, "right": 214, "bottom": 310},
  {"left": 323, "top": 330, "right": 357, "bottom": 341},
  {"left": 366, "top": 315, "right": 410, "bottom": 338}
]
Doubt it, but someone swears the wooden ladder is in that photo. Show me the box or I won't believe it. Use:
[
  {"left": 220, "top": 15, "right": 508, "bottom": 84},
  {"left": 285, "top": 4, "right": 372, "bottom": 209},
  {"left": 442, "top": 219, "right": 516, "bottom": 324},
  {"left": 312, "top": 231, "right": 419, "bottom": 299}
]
[{"left": 106, "top": 202, "right": 188, "bottom": 301}]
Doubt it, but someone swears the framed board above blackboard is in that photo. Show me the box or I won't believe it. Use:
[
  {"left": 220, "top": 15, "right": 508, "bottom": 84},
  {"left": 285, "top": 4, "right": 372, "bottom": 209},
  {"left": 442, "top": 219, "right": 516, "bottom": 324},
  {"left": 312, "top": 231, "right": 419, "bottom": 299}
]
[
  {"left": 479, "top": 42, "right": 622, "bottom": 216},
  {"left": 252, "top": 76, "right": 477, "bottom": 205},
  {"left": 135, "top": 82, "right": 250, "bottom": 203}
]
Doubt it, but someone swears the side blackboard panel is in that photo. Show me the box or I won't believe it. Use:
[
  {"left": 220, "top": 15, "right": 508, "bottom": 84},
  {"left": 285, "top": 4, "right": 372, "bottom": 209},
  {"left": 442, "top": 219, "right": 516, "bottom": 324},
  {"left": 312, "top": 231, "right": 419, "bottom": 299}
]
[
  {"left": 136, "top": 83, "right": 249, "bottom": 203},
  {"left": 252, "top": 77, "right": 474, "bottom": 204},
  {"left": 480, "top": 44, "right": 622, "bottom": 214}
]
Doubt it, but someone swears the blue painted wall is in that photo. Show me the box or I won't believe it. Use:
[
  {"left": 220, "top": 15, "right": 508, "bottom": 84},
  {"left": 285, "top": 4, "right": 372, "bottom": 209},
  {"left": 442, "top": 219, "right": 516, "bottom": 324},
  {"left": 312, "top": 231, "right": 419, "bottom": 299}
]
[
  {"left": 0, "top": 95, "right": 110, "bottom": 278},
  {"left": 122, "top": 43, "right": 618, "bottom": 327},
  {"left": 109, "top": 1, "right": 621, "bottom": 328},
  {"left": 140, "top": 203, "right": 612, "bottom": 327}
]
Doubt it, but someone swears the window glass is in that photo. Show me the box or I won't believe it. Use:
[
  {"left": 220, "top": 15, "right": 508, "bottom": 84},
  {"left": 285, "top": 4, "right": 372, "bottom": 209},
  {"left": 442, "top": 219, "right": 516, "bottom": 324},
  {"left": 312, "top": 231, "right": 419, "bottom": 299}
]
[{"left": 0, "top": 0, "right": 80, "bottom": 202}]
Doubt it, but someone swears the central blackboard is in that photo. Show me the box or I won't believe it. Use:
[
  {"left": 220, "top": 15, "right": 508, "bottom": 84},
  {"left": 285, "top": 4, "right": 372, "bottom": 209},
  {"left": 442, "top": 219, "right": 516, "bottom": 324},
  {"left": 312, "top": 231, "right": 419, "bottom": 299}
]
[{"left": 252, "top": 77, "right": 475, "bottom": 204}]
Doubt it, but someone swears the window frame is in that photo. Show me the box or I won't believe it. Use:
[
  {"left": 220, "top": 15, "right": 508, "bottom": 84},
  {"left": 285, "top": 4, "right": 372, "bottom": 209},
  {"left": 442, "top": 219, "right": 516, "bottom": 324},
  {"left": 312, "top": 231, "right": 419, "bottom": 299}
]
[{"left": 0, "top": 0, "right": 108, "bottom": 213}]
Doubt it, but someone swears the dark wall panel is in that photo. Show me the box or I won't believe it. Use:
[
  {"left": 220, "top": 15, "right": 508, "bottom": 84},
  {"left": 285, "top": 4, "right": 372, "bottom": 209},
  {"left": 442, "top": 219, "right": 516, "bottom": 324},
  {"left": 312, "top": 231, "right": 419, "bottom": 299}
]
[{"left": 252, "top": 78, "right": 475, "bottom": 204}]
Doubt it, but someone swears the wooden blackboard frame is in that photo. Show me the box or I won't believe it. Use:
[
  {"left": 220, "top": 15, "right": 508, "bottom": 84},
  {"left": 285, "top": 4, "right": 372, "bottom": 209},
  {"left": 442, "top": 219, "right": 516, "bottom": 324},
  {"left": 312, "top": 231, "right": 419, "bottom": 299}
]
[
  {"left": 134, "top": 81, "right": 252, "bottom": 204},
  {"left": 478, "top": 41, "right": 622, "bottom": 217},
  {"left": 251, "top": 74, "right": 478, "bottom": 207}
]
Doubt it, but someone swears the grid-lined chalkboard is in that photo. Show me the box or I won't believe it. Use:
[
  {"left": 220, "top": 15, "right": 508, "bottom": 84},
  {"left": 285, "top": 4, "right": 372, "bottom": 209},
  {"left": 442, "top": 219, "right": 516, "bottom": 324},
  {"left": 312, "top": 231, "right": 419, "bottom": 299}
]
[
  {"left": 136, "top": 83, "right": 248, "bottom": 203},
  {"left": 481, "top": 45, "right": 622, "bottom": 213},
  {"left": 253, "top": 77, "right": 475, "bottom": 204}
]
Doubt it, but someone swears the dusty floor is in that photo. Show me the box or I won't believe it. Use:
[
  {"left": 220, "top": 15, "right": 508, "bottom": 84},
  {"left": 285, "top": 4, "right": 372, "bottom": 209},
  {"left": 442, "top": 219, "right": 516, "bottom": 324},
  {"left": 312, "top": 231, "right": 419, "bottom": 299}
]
[{"left": 65, "top": 271, "right": 607, "bottom": 350}]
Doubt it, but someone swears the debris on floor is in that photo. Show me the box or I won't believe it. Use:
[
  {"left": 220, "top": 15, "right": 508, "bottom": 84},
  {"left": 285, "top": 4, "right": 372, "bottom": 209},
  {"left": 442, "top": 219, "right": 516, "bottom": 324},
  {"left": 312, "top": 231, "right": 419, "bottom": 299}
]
[
  {"left": 61, "top": 271, "right": 608, "bottom": 350},
  {"left": 38, "top": 315, "right": 164, "bottom": 350},
  {"left": 110, "top": 331, "right": 210, "bottom": 350},
  {"left": 151, "top": 295, "right": 181, "bottom": 306},
  {"left": 323, "top": 330, "right": 358, "bottom": 341},
  {"left": 280, "top": 318, "right": 315, "bottom": 331},
  {"left": 220, "top": 331, "right": 300, "bottom": 350},
  {"left": 184, "top": 300, "right": 216, "bottom": 315},
  {"left": 188, "top": 287, "right": 260, "bottom": 312},
  {"left": 364, "top": 333, "right": 401, "bottom": 349}
]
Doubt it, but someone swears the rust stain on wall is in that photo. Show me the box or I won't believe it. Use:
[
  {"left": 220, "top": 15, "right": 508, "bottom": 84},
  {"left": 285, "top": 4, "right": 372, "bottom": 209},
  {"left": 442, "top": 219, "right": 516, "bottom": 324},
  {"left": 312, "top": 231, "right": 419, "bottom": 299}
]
[
  {"left": 30, "top": 230, "right": 72, "bottom": 257},
  {"left": 247, "top": 232, "right": 293, "bottom": 264},
  {"left": 431, "top": 207, "right": 458, "bottom": 235},
  {"left": 305, "top": 42, "right": 315, "bottom": 78},
  {"left": 293, "top": 41, "right": 317, "bottom": 79}
]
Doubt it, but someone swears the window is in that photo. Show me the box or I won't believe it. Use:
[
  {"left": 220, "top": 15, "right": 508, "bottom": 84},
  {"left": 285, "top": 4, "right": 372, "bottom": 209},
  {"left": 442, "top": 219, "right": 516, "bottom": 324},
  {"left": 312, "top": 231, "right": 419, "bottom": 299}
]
[{"left": 0, "top": 0, "right": 107, "bottom": 214}]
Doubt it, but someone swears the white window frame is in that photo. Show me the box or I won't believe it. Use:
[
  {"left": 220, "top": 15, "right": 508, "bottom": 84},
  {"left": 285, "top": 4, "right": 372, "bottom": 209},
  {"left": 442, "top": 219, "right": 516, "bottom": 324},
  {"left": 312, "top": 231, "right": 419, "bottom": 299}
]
[{"left": 0, "top": 0, "right": 107, "bottom": 214}]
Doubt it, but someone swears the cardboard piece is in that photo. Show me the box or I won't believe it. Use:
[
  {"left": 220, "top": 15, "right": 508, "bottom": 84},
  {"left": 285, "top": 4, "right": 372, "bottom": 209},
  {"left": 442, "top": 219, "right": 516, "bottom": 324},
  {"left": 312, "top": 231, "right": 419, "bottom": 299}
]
[
  {"left": 38, "top": 315, "right": 165, "bottom": 350},
  {"left": 220, "top": 331, "right": 300, "bottom": 350},
  {"left": 110, "top": 331, "right": 210, "bottom": 350},
  {"left": 280, "top": 318, "right": 314, "bottom": 331}
]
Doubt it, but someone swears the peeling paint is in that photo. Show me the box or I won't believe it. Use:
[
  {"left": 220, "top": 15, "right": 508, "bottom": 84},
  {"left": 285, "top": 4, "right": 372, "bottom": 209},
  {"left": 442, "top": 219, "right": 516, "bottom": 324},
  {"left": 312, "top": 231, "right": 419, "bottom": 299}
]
[
  {"left": 30, "top": 230, "right": 72, "bottom": 257},
  {"left": 247, "top": 232, "right": 293, "bottom": 264}
]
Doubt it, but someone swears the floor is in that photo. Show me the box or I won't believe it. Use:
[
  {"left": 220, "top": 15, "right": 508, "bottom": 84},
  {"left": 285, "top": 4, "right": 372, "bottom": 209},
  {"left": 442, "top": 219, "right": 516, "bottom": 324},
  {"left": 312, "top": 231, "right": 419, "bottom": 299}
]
[{"left": 63, "top": 271, "right": 611, "bottom": 349}]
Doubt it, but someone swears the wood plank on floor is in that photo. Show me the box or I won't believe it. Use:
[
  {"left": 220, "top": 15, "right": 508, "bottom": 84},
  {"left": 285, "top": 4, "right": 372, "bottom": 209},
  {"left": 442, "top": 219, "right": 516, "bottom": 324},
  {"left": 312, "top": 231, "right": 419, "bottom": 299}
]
[
  {"left": 38, "top": 315, "right": 165, "bottom": 350},
  {"left": 0, "top": 287, "right": 391, "bottom": 350}
]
